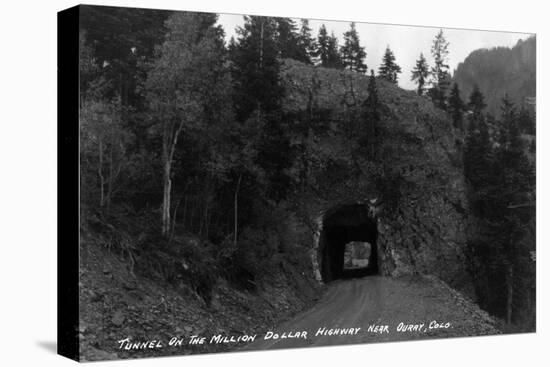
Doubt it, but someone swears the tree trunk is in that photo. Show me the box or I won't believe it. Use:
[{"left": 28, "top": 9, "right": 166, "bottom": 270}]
[
  {"left": 106, "top": 140, "right": 114, "bottom": 211},
  {"left": 256, "top": 19, "right": 264, "bottom": 123},
  {"left": 182, "top": 196, "right": 188, "bottom": 229},
  {"left": 162, "top": 158, "right": 172, "bottom": 237},
  {"left": 198, "top": 201, "right": 204, "bottom": 236},
  {"left": 506, "top": 264, "right": 514, "bottom": 325},
  {"left": 204, "top": 203, "right": 209, "bottom": 238},
  {"left": 169, "top": 197, "right": 182, "bottom": 243},
  {"left": 259, "top": 19, "right": 264, "bottom": 68},
  {"left": 234, "top": 174, "right": 242, "bottom": 246},
  {"left": 161, "top": 119, "right": 184, "bottom": 237},
  {"left": 98, "top": 138, "right": 105, "bottom": 207}
]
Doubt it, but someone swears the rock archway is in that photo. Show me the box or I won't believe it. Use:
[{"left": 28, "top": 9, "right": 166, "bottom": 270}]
[{"left": 317, "top": 204, "right": 379, "bottom": 282}]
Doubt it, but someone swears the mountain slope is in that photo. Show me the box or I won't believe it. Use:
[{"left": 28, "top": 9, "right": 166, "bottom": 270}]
[
  {"left": 280, "top": 59, "right": 473, "bottom": 296},
  {"left": 453, "top": 36, "right": 535, "bottom": 116}
]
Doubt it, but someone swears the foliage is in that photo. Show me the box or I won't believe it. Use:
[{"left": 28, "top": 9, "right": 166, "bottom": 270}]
[
  {"left": 316, "top": 25, "right": 342, "bottom": 68},
  {"left": 429, "top": 29, "right": 451, "bottom": 109},
  {"left": 340, "top": 23, "right": 367, "bottom": 73},
  {"left": 378, "top": 46, "right": 402, "bottom": 84},
  {"left": 80, "top": 95, "right": 133, "bottom": 210},
  {"left": 297, "top": 19, "right": 317, "bottom": 64},
  {"left": 448, "top": 82, "right": 465, "bottom": 131},
  {"left": 464, "top": 88, "right": 535, "bottom": 327},
  {"left": 453, "top": 37, "right": 536, "bottom": 116},
  {"left": 229, "top": 16, "right": 283, "bottom": 121},
  {"left": 145, "top": 12, "right": 233, "bottom": 236},
  {"left": 79, "top": 5, "right": 171, "bottom": 107},
  {"left": 411, "top": 53, "right": 430, "bottom": 95},
  {"left": 276, "top": 18, "right": 310, "bottom": 64},
  {"left": 78, "top": 11, "right": 535, "bottom": 333},
  {"left": 360, "top": 71, "right": 381, "bottom": 158}
]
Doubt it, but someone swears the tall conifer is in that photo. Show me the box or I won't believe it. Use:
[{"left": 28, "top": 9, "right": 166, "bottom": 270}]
[
  {"left": 429, "top": 29, "right": 451, "bottom": 109},
  {"left": 448, "top": 83, "right": 465, "bottom": 130},
  {"left": 411, "top": 53, "right": 430, "bottom": 96},
  {"left": 378, "top": 46, "right": 401, "bottom": 84},
  {"left": 341, "top": 22, "right": 367, "bottom": 73}
]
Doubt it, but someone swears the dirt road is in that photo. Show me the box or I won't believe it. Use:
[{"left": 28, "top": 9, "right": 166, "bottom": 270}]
[{"left": 246, "top": 276, "right": 499, "bottom": 350}]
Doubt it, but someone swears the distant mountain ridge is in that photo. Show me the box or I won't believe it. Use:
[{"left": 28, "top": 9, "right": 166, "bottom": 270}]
[{"left": 452, "top": 36, "right": 535, "bottom": 116}]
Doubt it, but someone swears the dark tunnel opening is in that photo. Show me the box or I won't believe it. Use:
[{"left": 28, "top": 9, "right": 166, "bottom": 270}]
[{"left": 320, "top": 204, "right": 378, "bottom": 282}]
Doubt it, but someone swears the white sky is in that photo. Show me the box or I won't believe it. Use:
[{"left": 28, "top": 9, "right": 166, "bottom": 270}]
[{"left": 217, "top": 14, "right": 533, "bottom": 90}]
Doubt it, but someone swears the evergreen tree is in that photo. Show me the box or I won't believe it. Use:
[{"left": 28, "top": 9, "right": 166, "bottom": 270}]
[
  {"left": 411, "top": 53, "right": 430, "bottom": 96},
  {"left": 341, "top": 22, "right": 367, "bottom": 73},
  {"left": 316, "top": 25, "right": 342, "bottom": 68},
  {"left": 529, "top": 138, "right": 536, "bottom": 154},
  {"left": 517, "top": 105, "right": 535, "bottom": 135},
  {"left": 297, "top": 19, "right": 316, "bottom": 64},
  {"left": 493, "top": 95, "right": 534, "bottom": 324},
  {"left": 230, "top": 16, "right": 293, "bottom": 201},
  {"left": 464, "top": 85, "right": 491, "bottom": 196},
  {"left": 429, "top": 29, "right": 451, "bottom": 109},
  {"left": 146, "top": 12, "right": 231, "bottom": 236},
  {"left": 327, "top": 31, "right": 343, "bottom": 68},
  {"left": 316, "top": 24, "right": 330, "bottom": 66},
  {"left": 229, "top": 16, "right": 283, "bottom": 121},
  {"left": 464, "top": 92, "right": 535, "bottom": 326},
  {"left": 378, "top": 46, "right": 401, "bottom": 84},
  {"left": 79, "top": 6, "right": 170, "bottom": 108},
  {"left": 448, "top": 82, "right": 465, "bottom": 130},
  {"left": 498, "top": 94, "right": 519, "bottom": 149},
  {"left": 361, "top": 70, "right": 381, "bottom": 158},
  {"left": 275, "top": 18, "right": 307, "bottom": 62},
  {"left": 468, "top": 84, "right": 487, "bottom": 117}
]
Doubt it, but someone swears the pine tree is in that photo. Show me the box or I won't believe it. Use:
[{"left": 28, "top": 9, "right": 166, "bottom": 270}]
[
  {"left": 316, "top": 24, "right": 330, "bottom": 66},
  {"left": 316, "top": 25, "right": 342, "bottom": 68},
  {"left": 468, "top": 85, "right": 487, "bottom": 118},
  {"left": 518, "top": 105, "right": 535, "bottom": 135},
  {"left": 229, "top": 16, "right": 283, "bottom": 121},
  {"left": 326, "top": 31, "right": 343, "bottom": 68},
  {"left": 498, "top": 94, "right": 519, "bottom": 150},
  {"left": 464, "top": 91, "right": 535, "bottom": 327},
  {"left": 411, "top": 53, "right": 430, "bottom": 96},
  {"left": 230, "top": 16, "right": 293, "bottom": 201},
  {"left": 341, "top": 22, "right": 367, "bottom": 73},
  {"left": 464, "top": 85, "right": 491, "bottom": 195},
  {"left": 378, "top": 46, "right": 402, "bottom": 84},
  {"left": 429, "top": 29, "right": 451, "bottom": 109},
  {"left": 146, "top": 12, "right": 230, "bottom": 236},
  {"left": 361, "top": 70, "right": 381, "bottom": 158},
  {"left": 275, "top": 18, "right": 307, "bottom": 62},
  {"left": 493, "top": 94, "right": 534, "bottom": 325},
  {"left": 448, "top": 83, "right": 465, "bottom": 130},
  {"left": 297, "top": 19, "right": 316, "bottom": 64}
]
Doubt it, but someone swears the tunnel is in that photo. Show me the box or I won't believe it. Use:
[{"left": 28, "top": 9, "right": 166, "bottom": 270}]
[{"left": 319, "top": 204, "right": 378, "bottom": 282}]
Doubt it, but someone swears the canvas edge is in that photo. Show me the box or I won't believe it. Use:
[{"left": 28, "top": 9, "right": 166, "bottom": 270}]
[{"left": 58, "top": 4, "right": 81, "bottom": 362}]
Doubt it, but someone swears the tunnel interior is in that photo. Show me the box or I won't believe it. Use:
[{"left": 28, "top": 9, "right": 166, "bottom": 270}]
[
  {"left": 343, "top": 241, "right": 371, "bottom": 270},
  {"left": 320, "top": 204, "right": 378, "bottom": 282}
]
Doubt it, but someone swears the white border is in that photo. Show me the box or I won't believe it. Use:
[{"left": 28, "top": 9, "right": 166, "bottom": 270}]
[{"left": 0, "top": 1, "right": 546, "bottom": 366}]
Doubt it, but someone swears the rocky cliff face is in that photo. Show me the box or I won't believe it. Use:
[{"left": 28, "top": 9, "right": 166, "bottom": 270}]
[
  {"left": 280, "top": 60, "right": 473, "bottom": 296},
  {"left": 453, "top": 36, "right": 536, "bottom": 116}
]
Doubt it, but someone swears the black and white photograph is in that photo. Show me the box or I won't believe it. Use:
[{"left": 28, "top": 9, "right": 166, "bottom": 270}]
[
  {"left": 2, "top": 1, "right": 547, "bottom": 366},
  {"left": 56, "top": 4, "right": 538, "bottom": 361}
]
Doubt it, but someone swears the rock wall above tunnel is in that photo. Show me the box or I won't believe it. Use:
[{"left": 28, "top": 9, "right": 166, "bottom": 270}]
[{"left": 281, "top": 59, "right": 474, "bottom": 297}]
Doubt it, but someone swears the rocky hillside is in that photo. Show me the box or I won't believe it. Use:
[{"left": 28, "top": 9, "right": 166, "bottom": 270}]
[
  {"left": 79, "top": 59, "right": 490, "bottom": 361},
  {"left": 280, "top": 59, "right": 474, "bottom": 297},
  {"left": 453, "top": 36, "right": 536, "bottom": 116},
  {"left": 78, "top": 214, "right": 322, "bottom": 361}
]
